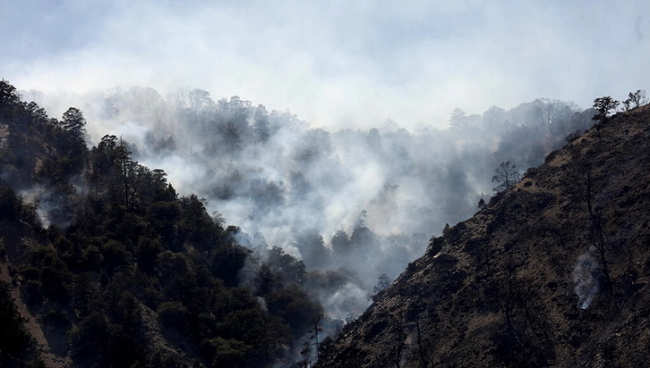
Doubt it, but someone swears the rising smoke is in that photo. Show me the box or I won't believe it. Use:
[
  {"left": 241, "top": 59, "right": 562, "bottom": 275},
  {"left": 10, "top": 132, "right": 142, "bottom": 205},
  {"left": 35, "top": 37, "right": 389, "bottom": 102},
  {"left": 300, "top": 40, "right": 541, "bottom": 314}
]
[
  {"left": 31, "top": 86, "right": 595, "bottom": 319},
  {"left": 572, "top": 249, "right": 600, "bottom": 309}
]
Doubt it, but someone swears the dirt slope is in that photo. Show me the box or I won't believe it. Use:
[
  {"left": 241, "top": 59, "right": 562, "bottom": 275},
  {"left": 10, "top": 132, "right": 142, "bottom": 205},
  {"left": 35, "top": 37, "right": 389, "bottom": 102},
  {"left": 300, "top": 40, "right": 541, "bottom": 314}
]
[{"left": 317, "top": 106, "right": 650, "bottom": 368}]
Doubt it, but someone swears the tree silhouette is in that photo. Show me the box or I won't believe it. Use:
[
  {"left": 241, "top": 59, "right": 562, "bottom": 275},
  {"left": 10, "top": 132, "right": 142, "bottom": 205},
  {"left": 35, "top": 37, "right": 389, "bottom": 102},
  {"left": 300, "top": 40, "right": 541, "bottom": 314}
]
[
  {"left": 61, "top": 107, "right": 87, "bottom": 142},
  {"left": 373, "top": 273, "right": 391, "bottom": 294},
  {"left": 591, "top": 96, "right": 619, "bottom": 123},
  {"left": 478, "top": 198, "right": 486, "bottom": 209},
  {"left": 492, "top": 161, "right": 521, "bottom": 192},
  {"left": 0, "top": 79, "right": 20, "bottom": 110},
  {"left": 371, "top": 273, "right": 391, "bottom": 302},
  {"left": 623, "top": 89, "right": 647, "bottom": 110},
  {"left": 449, "top": 108, "right": 470, "bottom": 130}
]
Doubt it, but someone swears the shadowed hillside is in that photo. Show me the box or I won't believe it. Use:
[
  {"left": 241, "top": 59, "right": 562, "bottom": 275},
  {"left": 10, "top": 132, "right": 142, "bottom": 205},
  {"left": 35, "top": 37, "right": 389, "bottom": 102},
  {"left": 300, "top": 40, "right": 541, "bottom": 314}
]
[{"left": 316, "top": 105, "right": 650, "bottom": 368}]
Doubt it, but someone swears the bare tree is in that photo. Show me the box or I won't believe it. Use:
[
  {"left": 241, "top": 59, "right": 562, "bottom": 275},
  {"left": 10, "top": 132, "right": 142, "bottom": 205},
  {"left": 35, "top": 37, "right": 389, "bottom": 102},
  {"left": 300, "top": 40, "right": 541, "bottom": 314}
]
[
  {"left": 624, "top": 89, "right": 647, "bottom": 110},
  {"left": 492, "top": 161, "right": 521, "bottom": 192}
]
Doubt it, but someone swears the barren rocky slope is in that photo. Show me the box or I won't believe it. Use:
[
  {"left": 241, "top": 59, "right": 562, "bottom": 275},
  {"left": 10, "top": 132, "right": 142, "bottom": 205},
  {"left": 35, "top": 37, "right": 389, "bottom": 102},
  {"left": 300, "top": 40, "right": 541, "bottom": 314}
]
[{"left": 317, "top": 106, "right": 650, "bottom": 368}]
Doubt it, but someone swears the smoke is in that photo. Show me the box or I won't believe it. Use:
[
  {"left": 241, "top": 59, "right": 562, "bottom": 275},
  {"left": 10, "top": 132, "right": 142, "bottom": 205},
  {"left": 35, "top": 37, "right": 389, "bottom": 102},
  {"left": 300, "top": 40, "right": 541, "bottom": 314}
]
[
  {"left": 18, "top": 180, "right": 87, "bottom": 230},
  {"left": 572, "top": 249, "right": 600, "bottom": 310},
  {"left": 256, "top": 297, "right": 268, "bottom": 312},
  {"left": 29, "top": 87, "right": 594, "bottom": 320},
  {"left": 319, "top": 282, "right": 370, "bottom": 320}
]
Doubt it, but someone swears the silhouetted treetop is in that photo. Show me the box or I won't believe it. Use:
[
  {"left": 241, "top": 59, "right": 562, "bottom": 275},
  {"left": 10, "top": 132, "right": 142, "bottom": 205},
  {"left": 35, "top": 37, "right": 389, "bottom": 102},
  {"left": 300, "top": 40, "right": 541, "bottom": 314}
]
[{"left": 492, "top": 161, "right": 521, "bottom": 192}]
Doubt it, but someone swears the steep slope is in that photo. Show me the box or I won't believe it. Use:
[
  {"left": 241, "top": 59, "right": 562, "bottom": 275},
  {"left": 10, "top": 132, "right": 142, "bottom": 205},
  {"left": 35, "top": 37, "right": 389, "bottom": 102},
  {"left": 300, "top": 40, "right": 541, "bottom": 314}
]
[{"left": 316, "top": 106, "right": 650, "bottom": 368}]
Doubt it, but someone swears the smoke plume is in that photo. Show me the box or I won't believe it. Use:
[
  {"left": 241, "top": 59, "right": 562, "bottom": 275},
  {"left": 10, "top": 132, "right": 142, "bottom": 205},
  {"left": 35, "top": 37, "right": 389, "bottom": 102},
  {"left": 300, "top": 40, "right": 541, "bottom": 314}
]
[
  {"left": 30, "top": 87, "right": 594, "bottom": 319},
  {"left": 572, "top": 250, "right": 600, "bottom": 310}
]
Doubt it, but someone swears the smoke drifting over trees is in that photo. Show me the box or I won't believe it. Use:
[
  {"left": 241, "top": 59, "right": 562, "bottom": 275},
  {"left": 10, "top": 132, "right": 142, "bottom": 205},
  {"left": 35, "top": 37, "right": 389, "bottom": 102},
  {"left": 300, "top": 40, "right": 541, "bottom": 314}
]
[
  {"left": 29, "top": 87, "right": 595, "bottom": 320},
  {"left": 4, "top": 77, "right": 620, "bottom": 366},
  {"left": 26, "top": 88, "right": 593, "bottom": 321}
]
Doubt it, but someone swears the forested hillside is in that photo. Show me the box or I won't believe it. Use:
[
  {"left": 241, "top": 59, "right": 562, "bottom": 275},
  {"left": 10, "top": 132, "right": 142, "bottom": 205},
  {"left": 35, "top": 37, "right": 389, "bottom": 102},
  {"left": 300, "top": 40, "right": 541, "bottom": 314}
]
[{"left": 0, "top": 80, "right": 337, "bottom": 367}]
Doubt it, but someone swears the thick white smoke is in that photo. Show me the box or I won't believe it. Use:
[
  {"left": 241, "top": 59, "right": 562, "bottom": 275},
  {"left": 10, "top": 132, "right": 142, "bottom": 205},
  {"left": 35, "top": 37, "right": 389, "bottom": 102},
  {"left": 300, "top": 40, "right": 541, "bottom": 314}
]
[{"left": 31, "top": 87, "right": 593, "bottom": 319}]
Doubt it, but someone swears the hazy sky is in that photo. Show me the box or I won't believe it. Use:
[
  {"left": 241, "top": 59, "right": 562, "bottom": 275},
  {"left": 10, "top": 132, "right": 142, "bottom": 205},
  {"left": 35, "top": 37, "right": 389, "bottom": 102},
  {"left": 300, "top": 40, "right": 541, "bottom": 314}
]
[{"left": 2, "top": 0, "right": 649, "bottom": 129}]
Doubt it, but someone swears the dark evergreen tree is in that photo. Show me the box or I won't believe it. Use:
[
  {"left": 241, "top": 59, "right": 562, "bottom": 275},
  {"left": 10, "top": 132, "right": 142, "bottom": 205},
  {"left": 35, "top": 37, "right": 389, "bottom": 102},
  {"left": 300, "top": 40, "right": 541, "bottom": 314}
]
[
  {"left": 61, "top": 107, "right": 87, "bottom": 143},
  {"left": 492, "top": 161, "right": 521, "bottom": 192}
]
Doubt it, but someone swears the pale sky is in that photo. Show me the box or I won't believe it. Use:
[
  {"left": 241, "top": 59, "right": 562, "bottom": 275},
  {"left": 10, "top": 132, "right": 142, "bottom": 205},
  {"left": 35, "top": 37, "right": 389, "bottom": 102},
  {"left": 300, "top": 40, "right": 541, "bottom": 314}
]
[{"left": 1, "top": 0, "right": 649, "bottom": 129}]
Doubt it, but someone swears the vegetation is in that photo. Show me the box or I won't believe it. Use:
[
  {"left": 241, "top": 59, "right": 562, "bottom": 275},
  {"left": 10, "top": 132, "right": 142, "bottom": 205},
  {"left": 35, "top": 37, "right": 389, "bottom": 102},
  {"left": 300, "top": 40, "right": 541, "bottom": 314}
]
[
  {"left": 2, "top": 77, "right": 648, "bottom": 367},
  {"left": 0, "top": 79, "right": 329, "bottom": 367},
  {"left": 491, "top": 161, "right": 521, "bottom": 192},
  {"left": 0, "top": 280, "right": 39, "bottom": 366},
  {"left": 622, "top": 89, "right": 646, "bottom": 111},
  {"left": 592, "top": 96, "right": 620, "bottom": 123}
]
